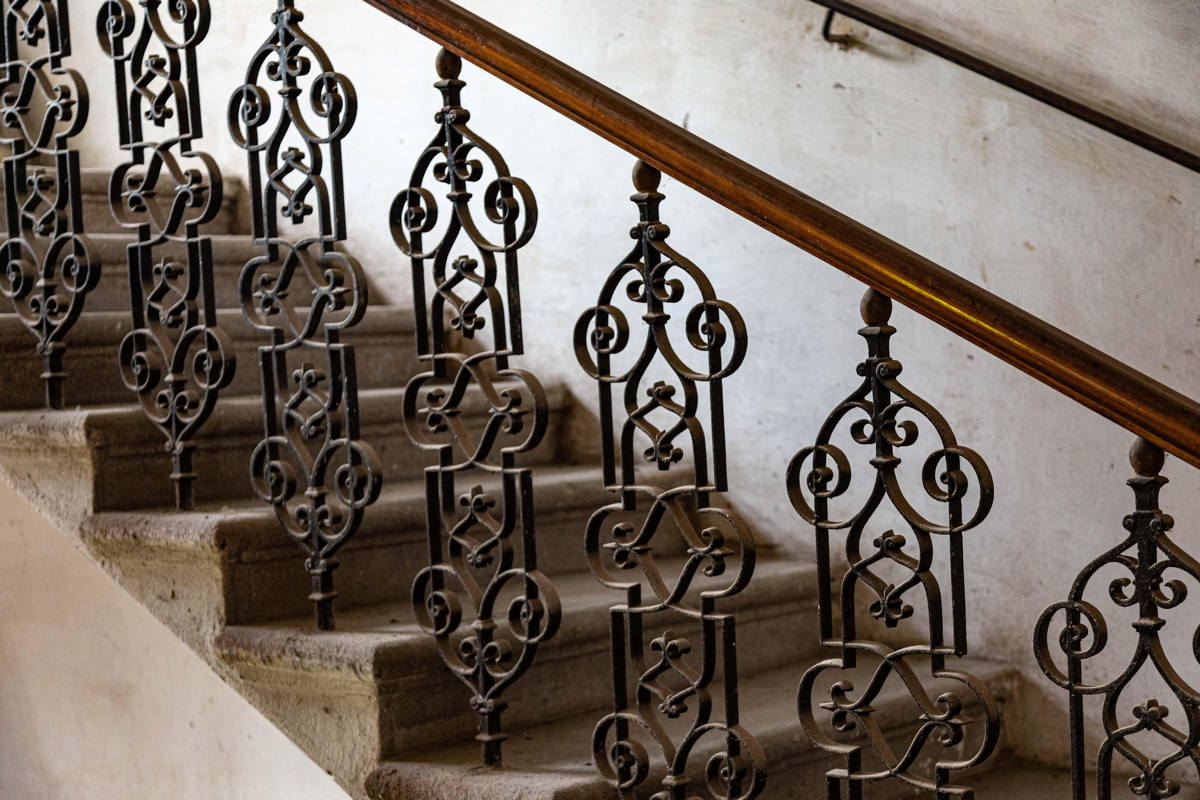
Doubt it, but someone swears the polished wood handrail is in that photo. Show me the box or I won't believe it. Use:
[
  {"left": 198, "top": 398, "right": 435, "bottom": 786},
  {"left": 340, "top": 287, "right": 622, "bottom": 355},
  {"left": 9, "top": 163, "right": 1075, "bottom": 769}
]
[{"left": 363, "top": 0, "right": 1200, "bottom": 468}]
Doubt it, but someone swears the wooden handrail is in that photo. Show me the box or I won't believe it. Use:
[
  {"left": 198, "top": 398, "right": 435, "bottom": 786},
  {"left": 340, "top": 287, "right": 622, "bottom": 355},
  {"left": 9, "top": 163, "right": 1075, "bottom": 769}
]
[{"left": 363, "top": 0, "right": 1200, "bottom": 468}]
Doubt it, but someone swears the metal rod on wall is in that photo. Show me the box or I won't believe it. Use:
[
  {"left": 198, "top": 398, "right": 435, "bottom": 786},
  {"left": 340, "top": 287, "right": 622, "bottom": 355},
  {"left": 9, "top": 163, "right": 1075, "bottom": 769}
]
[{"left": 815, "top": 1, "right": 1200, "bottom": 175}]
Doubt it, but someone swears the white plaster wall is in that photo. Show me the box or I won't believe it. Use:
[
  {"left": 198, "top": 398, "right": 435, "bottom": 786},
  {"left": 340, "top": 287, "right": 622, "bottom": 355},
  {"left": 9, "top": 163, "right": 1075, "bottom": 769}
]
[
  {"left": 0, "top": 479, "right": 351, "bottom": 800},
  {"left": 66, "top": 0, "right": 1200, "bottom": 774}
]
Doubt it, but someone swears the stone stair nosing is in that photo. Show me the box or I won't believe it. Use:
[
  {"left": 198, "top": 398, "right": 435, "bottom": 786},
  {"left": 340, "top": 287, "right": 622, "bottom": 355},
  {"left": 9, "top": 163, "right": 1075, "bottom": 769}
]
[
  {"left": 0, "top": 379, "right": 576, "bottom": 510},
  {"left": 214, "top": 555, "right": 823, "bottom": 798}
]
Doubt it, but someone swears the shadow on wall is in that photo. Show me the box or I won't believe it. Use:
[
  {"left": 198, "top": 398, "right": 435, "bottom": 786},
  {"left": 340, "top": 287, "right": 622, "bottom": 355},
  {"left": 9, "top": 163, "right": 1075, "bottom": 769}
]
[{"left": 0, "top": 479, "right": 351, "bottom": 800}]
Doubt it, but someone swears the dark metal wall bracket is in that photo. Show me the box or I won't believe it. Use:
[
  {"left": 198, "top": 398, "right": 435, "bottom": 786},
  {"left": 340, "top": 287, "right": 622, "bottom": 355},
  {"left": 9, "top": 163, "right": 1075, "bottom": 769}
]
[{"left": 815, "top": 1, "right": 1200, "bottom": 175}]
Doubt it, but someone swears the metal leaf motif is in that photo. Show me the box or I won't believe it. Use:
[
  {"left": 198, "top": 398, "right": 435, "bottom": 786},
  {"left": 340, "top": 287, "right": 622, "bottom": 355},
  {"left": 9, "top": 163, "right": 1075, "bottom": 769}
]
[
  {"left": 390, "top": 49, "right": 558, "bottom": 767},
  {"left": 231, "top": 0, "right": 380, "bottom": 630},
  {"left": 0, "top": 0, "right": 98, "bottom": 408},
  {"left": 788, "top": 289, "right": 998, "bottom": 798},
  {"left": 575, "top": 160, "right": 764, "bottom": 800},
  {"left": 98, "top": 0, "right": 234, "bottom": 509}
]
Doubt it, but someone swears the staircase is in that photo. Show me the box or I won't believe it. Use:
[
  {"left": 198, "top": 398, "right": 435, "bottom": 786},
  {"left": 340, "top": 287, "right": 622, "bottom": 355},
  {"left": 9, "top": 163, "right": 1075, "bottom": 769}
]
[
  {"left": 0, "top": 169, "right": 1045, "bottom": 799},
  {"left": 4, "top": 1, "right": 1199, "bottom": 799}
]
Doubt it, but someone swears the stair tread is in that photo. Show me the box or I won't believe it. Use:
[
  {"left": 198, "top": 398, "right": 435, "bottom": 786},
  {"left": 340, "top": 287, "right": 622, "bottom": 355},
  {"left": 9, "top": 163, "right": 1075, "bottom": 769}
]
[
  {"left": 216, "top": 555, "right": 819, "bottom": 675},
  {"left": 365, "top": 658, "right": 1017, "bottom": 800},
  {"left": 84, "top": 463, "right": 604, "bottom": 549}
]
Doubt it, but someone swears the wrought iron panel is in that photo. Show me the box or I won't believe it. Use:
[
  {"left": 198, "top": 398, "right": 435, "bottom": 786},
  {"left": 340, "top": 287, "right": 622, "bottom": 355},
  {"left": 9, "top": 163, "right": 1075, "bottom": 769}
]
[
  {"left": 230, "top": 0, "right": 380, "bottom": 630},
  {"left": 98, "top": 0, "right": 234, "bottom": 510},
  {"left": 1036, "top": 438, "right": 1200, "bottom": 799},
  {"left": 0, "top": 0, "right": 97, "bottom": 409},
  {"left": 575, "top": 160, "right": 764, "bottom": 800},
  {"left": 390, "top": 48, "right": 560, "bottom": 767},
  {"left": 788, "top": 289, "right": 998, "bottom": 798}
]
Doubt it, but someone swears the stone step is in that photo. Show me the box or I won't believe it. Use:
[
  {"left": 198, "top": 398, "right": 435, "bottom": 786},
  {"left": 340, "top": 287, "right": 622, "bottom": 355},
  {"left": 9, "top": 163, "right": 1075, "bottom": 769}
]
[
  {"left": 216, "top": 556, "right": 822, "bottom": 795},
  {"left": 0, "top": 382, "right": 575, "bottom": 510},
  {"left": 0, "top": 166, "right": 245, "bottom": 235},
  {"left": 67, "top": 233, "right": 263, "bottom": 311},
  {"left": 82, "top": 464, "right": 659, "bottom": 631},
  {"left": 365, "top": 658, "right": 1018, "bottom": 800},
  {"left": 0, "top": 304, "right": 419, "bottom": 409}
]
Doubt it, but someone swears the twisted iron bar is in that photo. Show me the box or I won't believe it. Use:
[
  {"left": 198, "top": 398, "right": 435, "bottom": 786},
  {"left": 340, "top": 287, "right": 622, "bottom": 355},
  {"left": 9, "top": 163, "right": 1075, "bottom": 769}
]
[
  {"left": 575, "top": 160, "right": 763, "bottom": 800},
  {"left": 788, "top": 289, "right": 998, "bottom": 799},
  {"left": 1036, "top": 438, "right": 1200, "bottom": 799},
  {"left": 230, "top": 0, "right": 380, "bottom": 630},
  {"left": 0, "top": 0, "right": 97, "bottom": 409},
  {"left": 97, "top": 0, "right": 234, "bottom": 510},
  {"left": 390, "top": 48, "right": 559, "bottom": 768}
]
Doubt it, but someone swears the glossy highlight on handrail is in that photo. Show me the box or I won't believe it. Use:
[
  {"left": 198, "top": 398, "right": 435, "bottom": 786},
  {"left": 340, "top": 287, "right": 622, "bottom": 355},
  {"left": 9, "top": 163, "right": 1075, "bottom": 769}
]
[{"left": 362, "top": 0, "right": 1200, "bottom": 469}]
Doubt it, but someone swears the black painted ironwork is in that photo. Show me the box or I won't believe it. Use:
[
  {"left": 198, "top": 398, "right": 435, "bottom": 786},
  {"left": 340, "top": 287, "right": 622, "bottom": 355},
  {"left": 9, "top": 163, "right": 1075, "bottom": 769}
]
[
  {"left": 230, "top": 0, "right": 380, "bottom": 630},
  {"left": 788, "top": 288, "right": 998, "bottom": 798},
  {"left": 390, "top": 48, "right": 560, "bottom": 767},
  {"left": 0, "top": 0, "right": 97, "bottom": 409},
  {"left": 575, "top": 160, "right": 763, "bottom": 799},
  {"left": 1036, "top": 438, "right": 1200, "bottom": 799},
  {"left": 98, "top": 0, "right": 234, "bottom": 510}
]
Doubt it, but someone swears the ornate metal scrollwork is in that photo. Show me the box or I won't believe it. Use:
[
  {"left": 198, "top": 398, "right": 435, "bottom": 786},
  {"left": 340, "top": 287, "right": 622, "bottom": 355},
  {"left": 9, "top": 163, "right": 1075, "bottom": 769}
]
[
  {"left": 1036, "top": 438, "right": 1200, "bottom": 799},
  {"left": 788, "top": 289, "right": 998, "bottom": 798},
  {"left": 0, "top": 0, "right": 98, "bottom": 409},
  {"left": 575, "top": 160, "right": 764, "bottom": 800},
  {"left": 389, "top": 48, "right": 560, "bottom": 767},
  {"left": 97, "top": 0, "right": 234, "bottom": 510},
  {"left": 230, "top": 0, "right": 380, "bottom": 630}
]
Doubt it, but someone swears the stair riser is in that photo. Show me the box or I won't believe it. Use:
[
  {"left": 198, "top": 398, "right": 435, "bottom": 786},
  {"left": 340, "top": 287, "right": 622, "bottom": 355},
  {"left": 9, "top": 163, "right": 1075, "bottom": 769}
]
[
  {"left": 377, "top": 596, "right": 819, "bottom": 757},
  {"left": 0, "top": 183, "right": 243, "bottom": 236},
  {"left": 0, "top": 316, "right": 419, "bottom": 410},
  {"left": 75, "top": 258, "right": 246, "bottom": 311},
  {"left": 89, "top": 402, "right": 571, "bottom": 510}
]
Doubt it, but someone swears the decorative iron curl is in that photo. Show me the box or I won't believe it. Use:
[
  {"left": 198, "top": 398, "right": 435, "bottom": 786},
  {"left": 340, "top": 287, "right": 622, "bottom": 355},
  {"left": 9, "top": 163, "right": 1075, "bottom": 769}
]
[
  {"left": 231, "top": 0, "right": 380, "bottom": 630},
  {"left": 0, "top": 0, "right": 98, "bottom": 408},
  {"left": 787, "top": 288, "right": 998, "bottom": 799},
  {"left": 98, "top": 0, "right": 235, "bottom": 509},
  {"left": 1035, "top": 438, "right": 1200, "bottom": 799},
  {"left": 575, "top": 160, "right": 762, "bottom": 799},
  {"left": 391, "top": 49, "right": 558, "bottom": 767}
]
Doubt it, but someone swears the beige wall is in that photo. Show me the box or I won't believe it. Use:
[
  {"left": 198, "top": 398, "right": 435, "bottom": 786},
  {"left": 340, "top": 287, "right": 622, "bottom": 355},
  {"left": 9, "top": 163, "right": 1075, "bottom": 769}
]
[
  {"left": 0, "top": 479, "right": 350, "bottom": 800},
  {"left": 54, "top": 0, "right": 1200, "bottom": 778}
]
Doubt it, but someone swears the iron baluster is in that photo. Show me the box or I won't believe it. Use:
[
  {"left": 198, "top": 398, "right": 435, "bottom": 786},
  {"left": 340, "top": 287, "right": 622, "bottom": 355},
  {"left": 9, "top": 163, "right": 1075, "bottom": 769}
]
[
  {"left": 0, "top": 0, "right": 98, "bottom": 409},
  {"left": 1035, "top": 438, "right": 1200, "bottom": 799},
  {"left": 788, "top": 288, "right": 999, "bottom": 799},
  {"left": 575, "top": 160, "right": 764, "bottom": 800},
  {"left": 230, "top": 0, "right": 381, "bottom": 630},
  {"left": 390, "top": 48, "right": 560, "bottom": 768},
  {"left": 97, "top": 0, "right": 235, "bottom": 510}
]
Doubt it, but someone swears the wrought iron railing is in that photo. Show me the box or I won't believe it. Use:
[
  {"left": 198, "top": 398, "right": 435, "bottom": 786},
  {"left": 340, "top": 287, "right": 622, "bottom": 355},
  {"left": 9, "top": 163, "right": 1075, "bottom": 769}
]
[{"left": 0, "top": 0, "right": 1194, "bottom": 796}]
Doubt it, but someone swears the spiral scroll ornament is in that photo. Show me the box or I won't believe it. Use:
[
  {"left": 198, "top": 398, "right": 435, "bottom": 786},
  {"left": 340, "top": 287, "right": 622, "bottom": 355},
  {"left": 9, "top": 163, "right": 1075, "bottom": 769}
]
[
  {"left": 575, "top": 160, "right": 764, "bottom": 800},
  {"left": 98, "top": 0, "right": 234, "bottom": 509},
  {"left": 230, "top": 0, "right": 380, "bottom": 630},
  {"left": 787, "top": 289, "right": 998, "bottom": 799},
  {"left": 390, "top": 49, "right": 559, "bottom": 767},
  {"left": 1035, "top": 438, "right": 1200, "bottom": 799},
  {"left": 0, "top": 0, "right": 98, "bottom": 408}
]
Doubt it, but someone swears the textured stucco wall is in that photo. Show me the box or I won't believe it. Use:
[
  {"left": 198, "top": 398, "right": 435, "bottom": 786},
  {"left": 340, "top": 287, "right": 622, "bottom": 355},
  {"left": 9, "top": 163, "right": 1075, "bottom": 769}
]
[
  {"left": 0, "top": 479, "right": 351, "bottom": 800},
  {"left": 61, "top": 0, "right": 1200, "bottom": 776}
]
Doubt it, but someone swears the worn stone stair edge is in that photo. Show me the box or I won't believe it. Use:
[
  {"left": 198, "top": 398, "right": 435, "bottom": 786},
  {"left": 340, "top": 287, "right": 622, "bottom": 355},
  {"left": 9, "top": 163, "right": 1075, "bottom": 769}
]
[{"left": 215, "top": 558, "right": 820, "bottom": 681}]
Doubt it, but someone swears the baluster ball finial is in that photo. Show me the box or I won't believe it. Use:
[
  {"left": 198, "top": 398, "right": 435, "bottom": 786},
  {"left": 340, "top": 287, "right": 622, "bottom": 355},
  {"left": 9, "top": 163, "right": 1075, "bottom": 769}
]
[
  {"left": 435, "top": 48, "right": 462, "bottom": 79},
  {"left": 860, "top": 288, "right": 892, "bottom": 326},
  {"left": 1129, "top": 437, "right": 1165, "bottom": 477},
  {"left": 632, "top": 159, "right": 661, "bottom": 192}
]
